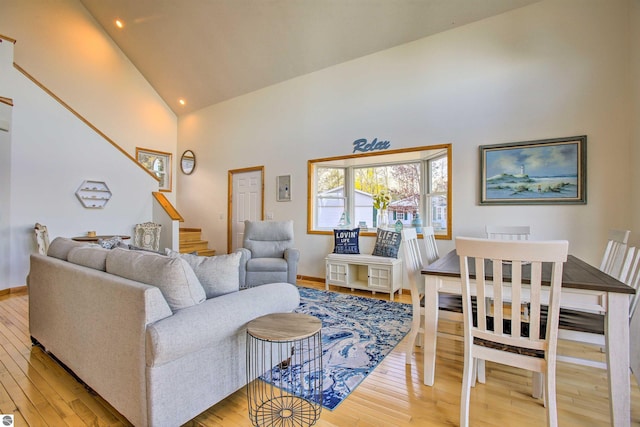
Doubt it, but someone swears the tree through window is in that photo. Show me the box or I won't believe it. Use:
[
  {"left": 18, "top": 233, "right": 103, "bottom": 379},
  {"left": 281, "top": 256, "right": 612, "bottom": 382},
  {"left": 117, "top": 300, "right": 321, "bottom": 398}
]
[{"left": 308, "top": 144, "right": 451, "bottom": 239}]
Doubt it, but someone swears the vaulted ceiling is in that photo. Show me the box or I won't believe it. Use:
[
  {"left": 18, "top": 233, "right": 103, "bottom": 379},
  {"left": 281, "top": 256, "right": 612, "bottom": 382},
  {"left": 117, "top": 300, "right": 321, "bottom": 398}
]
[{"left": 80, "top": 0, "right": 539, "bottom": 116}]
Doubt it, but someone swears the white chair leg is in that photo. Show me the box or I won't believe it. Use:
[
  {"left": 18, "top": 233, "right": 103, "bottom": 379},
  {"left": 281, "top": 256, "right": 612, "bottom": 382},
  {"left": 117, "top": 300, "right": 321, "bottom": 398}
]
[
  {"left": 533, "top": 372, "right": 544, "bottom": 400},
  {"left": 477, "top": 359, "right": 486, "bottom": 384},
  {"left": 545, "top": 367, "right": 558, "bottom": 427},
  {"left": 405, "top": 328, "right": 418, "bottom": 365},
  {"left": 460, "top": 354, "right": 474, "bottom": 427}
]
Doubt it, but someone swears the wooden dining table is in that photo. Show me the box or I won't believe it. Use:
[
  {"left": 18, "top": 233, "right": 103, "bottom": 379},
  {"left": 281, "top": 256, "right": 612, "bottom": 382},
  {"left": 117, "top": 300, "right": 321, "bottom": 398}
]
[{"left": 421, "top": 249, "right": 636, "bottom": 427}]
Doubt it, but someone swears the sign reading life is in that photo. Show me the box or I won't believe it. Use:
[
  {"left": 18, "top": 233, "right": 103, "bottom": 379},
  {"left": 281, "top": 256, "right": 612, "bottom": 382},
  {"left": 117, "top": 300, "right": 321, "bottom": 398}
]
[{"left": 353, "top": 138, "right": 391, "bottom": 153}]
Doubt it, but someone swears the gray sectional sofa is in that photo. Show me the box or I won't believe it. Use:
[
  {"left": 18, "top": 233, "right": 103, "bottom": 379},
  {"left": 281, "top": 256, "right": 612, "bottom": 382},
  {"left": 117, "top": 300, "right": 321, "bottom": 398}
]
[{"left": 28, "top": 238, "right": 300, "bottom": 427}]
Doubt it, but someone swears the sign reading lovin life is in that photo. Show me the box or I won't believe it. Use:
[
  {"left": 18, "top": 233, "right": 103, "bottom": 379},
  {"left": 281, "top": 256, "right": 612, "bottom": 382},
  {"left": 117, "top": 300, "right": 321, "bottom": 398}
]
[{"left": 353, "top": 138, "right": 391, "bottom": 153}]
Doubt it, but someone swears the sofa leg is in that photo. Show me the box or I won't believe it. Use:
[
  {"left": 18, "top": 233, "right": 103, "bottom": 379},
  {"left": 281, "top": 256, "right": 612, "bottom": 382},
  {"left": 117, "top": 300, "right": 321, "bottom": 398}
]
[{"left": 31, "top": 336, "right": 43, "bottom": 349}]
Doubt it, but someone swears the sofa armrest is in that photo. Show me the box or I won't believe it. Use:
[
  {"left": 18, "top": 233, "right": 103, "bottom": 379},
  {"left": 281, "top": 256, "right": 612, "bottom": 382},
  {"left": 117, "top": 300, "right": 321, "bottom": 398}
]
[
  {"left": 284, "top": 248, "right": 300, "bottom": 285},
  {"left": 146, "top": 282, "right": 300, "bottom": 366},
  {"left": 236, "top": 247, "right": 252, "bottom": 287}
]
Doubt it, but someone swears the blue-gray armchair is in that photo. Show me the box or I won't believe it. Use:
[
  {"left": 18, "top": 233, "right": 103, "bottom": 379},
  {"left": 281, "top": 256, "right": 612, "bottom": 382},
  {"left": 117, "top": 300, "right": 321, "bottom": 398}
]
[{"left": 237, "top": 220, "right": 300, "bottom": 288}]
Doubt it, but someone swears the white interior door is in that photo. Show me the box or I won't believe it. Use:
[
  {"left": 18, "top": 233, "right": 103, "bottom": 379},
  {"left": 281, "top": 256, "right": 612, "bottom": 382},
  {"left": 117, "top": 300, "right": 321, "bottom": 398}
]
[{"left": 230, "top": 168, "right": 263, "bottom": 252}]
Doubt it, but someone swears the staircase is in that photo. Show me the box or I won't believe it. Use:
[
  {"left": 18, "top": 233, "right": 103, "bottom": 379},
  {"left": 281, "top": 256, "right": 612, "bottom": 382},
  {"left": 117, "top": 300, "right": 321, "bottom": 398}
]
[{"left": 179, "top": 228, "right": 216, "bottom": 256}]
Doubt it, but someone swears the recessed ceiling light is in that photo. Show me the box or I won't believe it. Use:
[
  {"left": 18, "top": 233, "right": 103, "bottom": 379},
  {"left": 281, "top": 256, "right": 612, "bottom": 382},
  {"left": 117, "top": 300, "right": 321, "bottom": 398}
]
[
  {"left": 115, "top": 19, "right": 124, "bottom": 29},
  {"left": 178, "top": 99, "right": 186, "bottom": 106}
]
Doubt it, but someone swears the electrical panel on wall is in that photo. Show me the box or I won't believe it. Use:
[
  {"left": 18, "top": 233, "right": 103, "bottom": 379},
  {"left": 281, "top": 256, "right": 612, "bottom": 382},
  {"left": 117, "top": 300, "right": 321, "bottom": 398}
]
[{"left": 75, "top": 180, "right": 112, "bottom": 208}]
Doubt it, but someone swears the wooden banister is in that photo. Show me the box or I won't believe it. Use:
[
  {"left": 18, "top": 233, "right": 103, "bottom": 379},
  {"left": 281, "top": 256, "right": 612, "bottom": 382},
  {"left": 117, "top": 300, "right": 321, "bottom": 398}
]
[
  {"left": 153, "top": 192, "right": 184, "bottom": 222},
  {"left": 0, "top": 34, "right": 17, "bottom": 44}
]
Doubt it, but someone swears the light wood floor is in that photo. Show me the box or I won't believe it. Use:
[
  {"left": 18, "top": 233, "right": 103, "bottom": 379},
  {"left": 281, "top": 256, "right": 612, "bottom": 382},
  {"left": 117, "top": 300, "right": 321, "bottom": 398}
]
[{"left": 1, "top": 282, "right": 639, "bottom": 426}]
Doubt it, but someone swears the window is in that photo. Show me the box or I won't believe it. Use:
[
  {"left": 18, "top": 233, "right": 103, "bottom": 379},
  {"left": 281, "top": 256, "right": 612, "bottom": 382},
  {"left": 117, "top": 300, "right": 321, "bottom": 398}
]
[
  {"left": 316, "top": 167, "right": 345, "bottom": 228},
  {"left": 307, "top": 144, "right": 451, "bottom": 239}
]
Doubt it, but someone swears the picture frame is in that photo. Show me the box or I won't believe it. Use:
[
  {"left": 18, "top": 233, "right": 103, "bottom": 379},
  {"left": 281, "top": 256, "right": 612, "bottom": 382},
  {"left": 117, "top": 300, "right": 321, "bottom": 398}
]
[
  {"left": 480, "top": 135, "right": 586, "bottom": 205},
  {"left": 136, "top": 147, "right": 172, "bottom": 192},
  {"left": 277, "top": 174, "right": 292, "bottom": 202}
]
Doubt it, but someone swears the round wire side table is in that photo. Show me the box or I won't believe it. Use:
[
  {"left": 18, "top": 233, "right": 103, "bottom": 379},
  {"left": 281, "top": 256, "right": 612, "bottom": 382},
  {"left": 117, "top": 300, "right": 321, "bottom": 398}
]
[{"left": 246, "top": 312, "right": 323, "bottom": 427}]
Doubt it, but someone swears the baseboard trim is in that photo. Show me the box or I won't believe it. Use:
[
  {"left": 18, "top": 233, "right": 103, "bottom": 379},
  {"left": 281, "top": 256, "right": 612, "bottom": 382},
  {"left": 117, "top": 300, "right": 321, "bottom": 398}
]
[
  {"left": 297, "top": 275, "right": 324, "bottom": 283},
  {"left": 0, "top": 286, "right": 28, "bottom": 296}
]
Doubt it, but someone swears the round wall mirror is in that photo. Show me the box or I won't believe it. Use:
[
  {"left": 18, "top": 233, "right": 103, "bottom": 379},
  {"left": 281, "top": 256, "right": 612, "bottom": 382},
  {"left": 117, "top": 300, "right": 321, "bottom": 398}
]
[{"left": 180, "top": 150, "right": 196, "bottom": 175}]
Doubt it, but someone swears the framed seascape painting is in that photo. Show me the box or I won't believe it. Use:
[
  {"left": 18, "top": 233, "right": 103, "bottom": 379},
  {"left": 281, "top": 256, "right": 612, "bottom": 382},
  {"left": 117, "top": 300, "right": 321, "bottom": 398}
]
[
  {"left": 136, "top": 147, "right": 172, "bottom": 192},
  {"left": 480, "top": 136, "right": 586, "bottom": 205}
]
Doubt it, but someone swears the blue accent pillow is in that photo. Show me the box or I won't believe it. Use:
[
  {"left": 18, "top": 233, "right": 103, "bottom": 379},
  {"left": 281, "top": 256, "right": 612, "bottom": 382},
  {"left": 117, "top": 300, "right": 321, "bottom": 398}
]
[
  {"left": 372, "top": 228, "right": 402, "bottom": 258},
  {"left": 333, "top": 228, "right": 360, "bottom": 254}
]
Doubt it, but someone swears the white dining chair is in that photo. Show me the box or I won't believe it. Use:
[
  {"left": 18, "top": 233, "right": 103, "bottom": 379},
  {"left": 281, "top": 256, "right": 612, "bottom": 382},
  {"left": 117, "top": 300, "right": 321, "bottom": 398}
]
[
  {"left": 456, "top": 237, "right": 568, "bottom": 427},
  {"left": 556, "top": 245, "right": 640, "bottom": 369},
  {"left": 402, "top": 227, "right": 441, "bottom": 363},
  {"left": 485, "top": 225, "right": 531, "bottom": 240},
  {"left": 599, "top": 229, "right": 630, "bottom": 278}
]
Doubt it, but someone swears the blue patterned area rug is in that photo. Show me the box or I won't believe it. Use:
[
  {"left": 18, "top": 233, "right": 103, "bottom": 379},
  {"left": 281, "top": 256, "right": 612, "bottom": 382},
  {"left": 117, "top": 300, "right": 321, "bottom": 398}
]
[{"left": 291, "top": 286, "right": 412, "bottom": 410}]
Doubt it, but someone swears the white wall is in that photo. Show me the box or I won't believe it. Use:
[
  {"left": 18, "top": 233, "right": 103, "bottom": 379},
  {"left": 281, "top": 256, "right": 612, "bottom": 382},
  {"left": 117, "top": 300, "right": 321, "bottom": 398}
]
[
  {"left": 0, "top": 0, "right": 178, "bottom": 202},
  {"left": 0, "top": 0, "right": 178, "bottom": 289},
  {"left": 0, "top": 40, "right": 12, "bottom": 289},
  {"left": 631, "top": 0, "right": 640, "bottom": 243},
  {"left": 178, "top": 0, "right": 634, "bottom": 280}
]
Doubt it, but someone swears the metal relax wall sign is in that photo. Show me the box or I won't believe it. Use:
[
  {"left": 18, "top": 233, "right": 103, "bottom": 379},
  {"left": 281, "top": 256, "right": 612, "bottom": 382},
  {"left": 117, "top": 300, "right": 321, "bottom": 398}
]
[{"left": 352, "top": 138, "right": 391, "bottom": 153}]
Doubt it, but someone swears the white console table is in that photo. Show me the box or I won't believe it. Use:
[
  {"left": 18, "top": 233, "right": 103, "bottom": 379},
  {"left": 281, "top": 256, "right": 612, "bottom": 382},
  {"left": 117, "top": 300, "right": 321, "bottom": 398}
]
[{"left": 325, "top": 253, "right": 403, "bottom": 301}]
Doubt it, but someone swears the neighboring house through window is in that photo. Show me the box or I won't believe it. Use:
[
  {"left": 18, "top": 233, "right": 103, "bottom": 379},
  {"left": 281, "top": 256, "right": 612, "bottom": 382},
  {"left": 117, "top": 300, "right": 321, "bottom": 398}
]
[{"left": 308, "top": 144, "right": 451, "bottom": 239}]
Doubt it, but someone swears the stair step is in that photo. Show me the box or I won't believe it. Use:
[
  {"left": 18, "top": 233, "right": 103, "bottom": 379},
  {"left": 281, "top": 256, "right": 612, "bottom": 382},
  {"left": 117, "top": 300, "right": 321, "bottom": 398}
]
[
  {"left": 179, "top": 245, "right": 216, "bottom": 256},
  {"left": 195, "top": 249, "right": 216, "bottom": 257},
  {"left": 179, "top": 227, "right": 216, "bottom": 256},
  {"left": 179, "top": 228, "right": 203, "bottom": 243},
  {"left": 180, "top": 240, "right": 209, "bottom": 252}
]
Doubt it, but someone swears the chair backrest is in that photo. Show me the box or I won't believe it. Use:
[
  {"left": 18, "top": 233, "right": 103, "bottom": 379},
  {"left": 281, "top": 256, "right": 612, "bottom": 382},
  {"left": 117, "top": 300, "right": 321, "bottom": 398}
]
[
  {"left": 599, "top": 229, "right": 630, "bottom": 278},
  {"left": 401, "top": 228, "right": 424, "bottom": 298},
  {"left": 34, "top": 223, "right": 50, "bottom": 255},
  {"left": 456, "top": 237, "right": 568, "bottom": 359},
  {"left": 618, "top": 246, "right": 640, "bottom": 319},
  {"left": 420, "top": 226, "right": 439, "bottom": 266},
  {"left": 402, "top": 228, "right": 422, "bottom": 273},
  {"left": 485, "top": 225, "right": 531, "bottom": 240},
  {"left": 134, "top": 222, "right": 162, "bottom": 251},
  {"left": 402, "top": 227, "right": 439, "bottom": 290},
  {"left": 243, "top": 220, "right": 294, "bottom": 258}
]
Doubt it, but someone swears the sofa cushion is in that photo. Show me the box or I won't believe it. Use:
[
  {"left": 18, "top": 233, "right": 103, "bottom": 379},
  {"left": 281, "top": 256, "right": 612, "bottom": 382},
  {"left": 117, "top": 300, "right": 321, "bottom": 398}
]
[
  {"left": 247, "top": 257, "right": 288, "bottom": 272},
  {"left": 47, "top": 237, "right": 89, "bottom": 260},
  {"left": 176, "top": 252, "right": 242, "bottom": 299},
  {"left": 106, "top": 248, "right": 206, "bottom": 311},
  {"left": 67, "top": 246, "right": 110, "bottom": 271},
  {"left": 146, "top": 282, "right": 301, "bottom": 367}
]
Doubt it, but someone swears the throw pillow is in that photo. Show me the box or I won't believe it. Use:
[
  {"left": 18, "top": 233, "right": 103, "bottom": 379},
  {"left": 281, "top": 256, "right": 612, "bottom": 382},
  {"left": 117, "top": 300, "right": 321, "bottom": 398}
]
[
  {"left": 97, "top": 236, "right": 123, "bottom": 249},
  {"left": 333, "top": 228, "right": 360, "bottom": 255},
  {"left": 371, "top": 228, "right": 402, "bottom": 258},
  {"left": 67, "top": 246, "right": 110, "bottom": 271},
  {"left": 106, "top": 248, "right": 206, "bottom": 311},
  {"left": 47, "top": 237, "right": 88, "bottom": 260},
  {"left": 178, "top": 252, "right": 242, "bottom": 298}
]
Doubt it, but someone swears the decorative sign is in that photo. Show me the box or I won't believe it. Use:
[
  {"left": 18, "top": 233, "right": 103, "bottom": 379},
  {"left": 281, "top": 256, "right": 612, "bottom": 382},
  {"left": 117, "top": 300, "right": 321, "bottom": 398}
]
[{"left": 353, "top": 138, "right": 391, "bottom": 153}]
